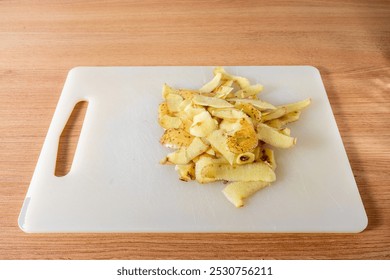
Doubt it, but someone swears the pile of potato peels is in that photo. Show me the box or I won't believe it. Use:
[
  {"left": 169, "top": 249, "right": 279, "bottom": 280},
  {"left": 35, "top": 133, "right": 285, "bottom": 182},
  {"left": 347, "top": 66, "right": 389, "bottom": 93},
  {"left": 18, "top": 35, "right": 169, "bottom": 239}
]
[{"left": 158, "top": 67, "right": 310, "bottom": 207}]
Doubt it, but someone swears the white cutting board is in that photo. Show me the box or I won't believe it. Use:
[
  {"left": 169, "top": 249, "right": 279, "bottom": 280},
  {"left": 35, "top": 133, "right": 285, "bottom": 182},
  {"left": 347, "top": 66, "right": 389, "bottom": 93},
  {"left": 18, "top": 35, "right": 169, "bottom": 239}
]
[{"left": 19, "top": 66, "right": 367, "bottom": 233}]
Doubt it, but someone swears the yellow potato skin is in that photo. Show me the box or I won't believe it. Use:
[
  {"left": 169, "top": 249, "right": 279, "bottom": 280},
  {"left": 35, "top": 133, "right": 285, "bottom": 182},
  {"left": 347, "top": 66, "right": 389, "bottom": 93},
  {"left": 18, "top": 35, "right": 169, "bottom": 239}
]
[{"left": 160, "top": 128, "right": 194, "bottom": 149}]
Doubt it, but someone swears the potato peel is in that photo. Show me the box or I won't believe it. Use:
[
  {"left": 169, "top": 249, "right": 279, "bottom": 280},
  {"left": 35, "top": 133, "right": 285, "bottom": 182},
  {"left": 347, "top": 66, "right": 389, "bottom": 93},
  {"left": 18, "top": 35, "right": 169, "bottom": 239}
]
[
  {"left": 202, "top": 162, "right": 276, "bottom": 182},
  {"left": 234, "top": 102, "right": 262, "bottom": 125},
  {"left": 158, "top": 67, "right": 310, "bottom": 207},
  {"left": 195, "top": 156, "right": 227, "bottom": 184},
  {"left": 266, "top": 111, "right": 301, "bottom": 129},
  {"left": 261, "top": 107, "right": 287, "bottom": 122},
  {"left": 257, "top": 123, "right": 297, "bottom": 148},
  {"left": 160, "top": 115, "right": 182, "bottom": 129},
  {"left": 160, "top": 128, "right": 194, "bottom": 149},
  {"left": 186, "top": 137, "right": 210, "bottom": 162},
  {"left": 213, "top": 67, "right": 250, "bottom": 88},
  {"left": 175, "top": 163, "right": 195, "bottom": 181},
  {"left": 199, "top": 72, "right": 222, "bottom": 93},
  {"left": 226, "top": 119, "right": 258, "bottom": 153},
  {"left": 190, "top": 111, "right": 218, "bottom": 137},
  {"left": 279, "top": 98, "right": 311, "bottom": 114},
  {"left": 166, "top": 93, "right": 184, "bottom": 113},
  {"left": 235, "top": 152, "right": 255, "bottom": 165},
  {"left": 228, "top": 98, "right": 276, "bottom": 111},
  {"left": 223, "top": 181, "right": 269, "bottom": 208},
  {"left": 193, "top": 95, "right": 234, "bottom": 108},
  {"left": 235, "top": 84, "right": 264, "bottom": 98},
  {"left": 206, "top": 129, "right": 236, "bottom": 165},
  {"left": 209, "top": 108, "right": 247, "bottom": 119}
]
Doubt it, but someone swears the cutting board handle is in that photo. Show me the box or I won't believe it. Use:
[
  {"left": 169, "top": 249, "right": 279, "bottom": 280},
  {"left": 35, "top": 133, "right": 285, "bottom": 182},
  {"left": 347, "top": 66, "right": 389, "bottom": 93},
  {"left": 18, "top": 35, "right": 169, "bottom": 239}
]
[
  {"left": 35, "top": 69, "right": 89, "bottom": 177},
  {"left": 45, "top": 96, "right": 88, "bottom": 176}
]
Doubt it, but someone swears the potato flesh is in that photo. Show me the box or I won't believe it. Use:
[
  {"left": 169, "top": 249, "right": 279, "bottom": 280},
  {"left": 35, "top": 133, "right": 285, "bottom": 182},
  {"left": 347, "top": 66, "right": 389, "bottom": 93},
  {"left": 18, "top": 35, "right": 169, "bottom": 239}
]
[
  {"left": 213, "top": 67, "right": 250, "bottom": 88},
  {"left": 195, "top": 156, "right": 227, "bottom": 184},
  {"left": 190, "top": 111, "right": 218, "bottom": 137},
  {"left": 199, "top": 72, "right": 222, "bottom": 93},
  {"left": 209, "top": 108, "right": 246, "bottom": 119},
  {"left": 234, "top": 84, "right": 264, "bottom": 98},
  {"left": 175, "top": 163, "right": 195, "bottom": 181},
  {"left": 279, "top": 98, "right": 311, "bottom": 114},
  {"left": 261, "top": 107, "right": 287, "bottom": 122},
  {"left": 163, "top": 137, "right": 209, "bottom": 165},
  {"left": 265, "top": 111, "right": 301, "bottom": 129},
  {"left": 205, "top": 148, "right": 216, "bottom": 156},
  {"left": 219, "top": 119, "right": 242, "bottom": 134},
  {"left": 222, "top": 181, "right": 269, "bottom": 208},
  {"left": 166, "top": 93, "right": 184, "bottom": 113},
  {"left": 193, "top": 95, "right": 234, "bottom": 108},
  {"left": 202, "top": 162, "right": 276, "bottom": 182},
  {"left": 227, "top": 98, "right": 276, "bottom": 111},
  {"left": 165, "top": 148, "right": 188, "bottom": 165},
  {"left": 162, "top": 83, "right": 176, "bottom": 99},
  {"left": 257, "top": 123, "right": 297, "bottom": 148},
  {"left": 214, "top": 86, "right": 234, "bottom": 99},
  {"left": 206, "top": 129, "right": 236, "bottom": 165},
  {"left": 160, "top": 115, "right": 182, "bottom": 129},
  {"left": 158, "top": 67, "right": 310, "bottom": 207},
  {"left": 183, "top": 103, "right": 205, "bottom": 120},
  {"left": 186, "top": 137, "right": 210, "bottom": 161}
]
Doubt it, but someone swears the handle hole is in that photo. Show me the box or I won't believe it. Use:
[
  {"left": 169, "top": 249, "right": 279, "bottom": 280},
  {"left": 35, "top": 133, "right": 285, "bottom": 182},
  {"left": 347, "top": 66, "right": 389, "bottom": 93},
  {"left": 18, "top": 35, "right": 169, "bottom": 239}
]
[{"left": 55, "top": 101, "right": 88, "bottom": 177}]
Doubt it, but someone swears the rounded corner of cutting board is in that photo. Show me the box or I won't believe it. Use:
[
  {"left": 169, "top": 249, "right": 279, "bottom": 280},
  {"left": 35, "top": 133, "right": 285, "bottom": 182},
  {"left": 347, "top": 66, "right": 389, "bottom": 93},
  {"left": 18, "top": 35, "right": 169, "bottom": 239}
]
[
  {"left": 66, "top": 66, "right": 92, "bottom": 79},
  {"left": 299, "top": 65, "right": 322, "bottom": 76},
  {"left": 356, "top": 214, "right": 369, "bottom": 233},
  {"left": 17, "top": 214, "right": 30, "bottom": 234},
  {"left": 67, "top": 66, "right": 85, "bottom": 75}
]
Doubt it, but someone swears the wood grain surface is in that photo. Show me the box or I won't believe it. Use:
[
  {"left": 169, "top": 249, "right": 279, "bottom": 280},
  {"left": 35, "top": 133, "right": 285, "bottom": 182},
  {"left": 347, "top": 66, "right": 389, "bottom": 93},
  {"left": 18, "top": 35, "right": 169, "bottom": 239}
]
[{"left": 1, "top": 0, "right": 389, "bottom": 260}]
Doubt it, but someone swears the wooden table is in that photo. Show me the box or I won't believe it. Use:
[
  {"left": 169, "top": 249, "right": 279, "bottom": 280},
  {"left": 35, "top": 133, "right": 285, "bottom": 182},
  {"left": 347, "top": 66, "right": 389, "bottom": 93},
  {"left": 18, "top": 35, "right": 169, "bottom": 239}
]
[{"left": 1, "top": 0, "right": 389, "bottom": 260}]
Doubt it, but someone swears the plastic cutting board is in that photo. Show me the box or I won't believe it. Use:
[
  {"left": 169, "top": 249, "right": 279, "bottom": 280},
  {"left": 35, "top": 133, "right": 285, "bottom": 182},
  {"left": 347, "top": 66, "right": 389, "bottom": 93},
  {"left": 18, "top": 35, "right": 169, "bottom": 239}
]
[{"left": 18, "top": 66, "right": 368, "bottom": 233}]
